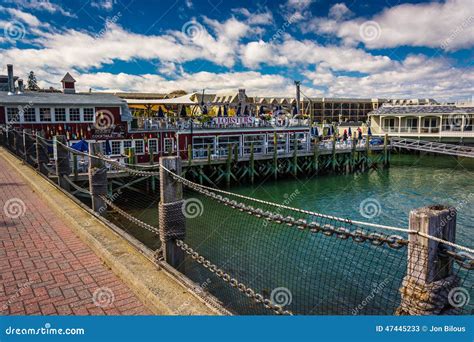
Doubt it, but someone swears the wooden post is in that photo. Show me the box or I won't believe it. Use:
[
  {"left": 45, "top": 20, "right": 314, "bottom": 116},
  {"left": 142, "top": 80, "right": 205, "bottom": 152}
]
[
  {"left": 35, "top": 132, "right": 49, "bottom": 176},
  {"left": 54, "top": 135, "right": 71, "bottom": 191},
  {"left": 383, "top": 133, "right": 389, "bottom": 168},
  {"left": 23, "top": 130, "right": 35, "bottom": 165},
  {"left": 207, "top": 144, "right": 211, "bottom": 165},
  {"left": 396, "top": 205, "right": 459, "bottom": 315},
  {"left": 149, "top": 149, "right": 156, "bottom": 193},
  {"left": 313, "top": 139, "right": 319, "bottom": 174},
  {"left": 159, "top": 156, "right": 185, "bottom": 271},
  {"left": 226, "top": 144, "right": 232, "bottom": 187},
  {"left": 351, "top": 133, "right": 357, "bottom": 172},
  {"left": 88, "top": 142, "right": 107, "bottom": 215},
  {"left": 233, "top": 144, "right": 239, "bottom": 163},
  {"left": 250, "top": 142, "right": 255, "bottom": 184},
  {"left": 273, "top": 133, "right": 278, "bottom": 180},
  {"left": 365, "top": 134, "right": 370, "bottom": 169},
  {"left": 331, "top": 135, "right": 336, "bottom": 172},
  {"left": 292, "top": 137, "right": 298, "bottom": 177},
  {"left": 187, "top": 144, "right": 192, "bottom": 166},
  {"left": 73, "top": 154, "right": 79, "bottom": 181},
  {"left": 14, "top": 130, "right": 23, "bottom": 157}
]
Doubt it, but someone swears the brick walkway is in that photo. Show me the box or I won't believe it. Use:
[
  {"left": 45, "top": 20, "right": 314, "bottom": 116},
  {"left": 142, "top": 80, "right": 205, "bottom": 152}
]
[{"left": 0, "top": 154, "right": 151, "bottom": 315}]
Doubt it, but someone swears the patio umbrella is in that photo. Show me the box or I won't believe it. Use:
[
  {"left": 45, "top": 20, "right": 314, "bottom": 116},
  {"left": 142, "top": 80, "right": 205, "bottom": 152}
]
[
  {"left": 157, "top": 106, "right": 165, "bottom": 118},
  {"left": 105, "top": 139, "right": 112, "bottom": 155},
  {"left": 179, "top": 105, "right": 187, "bottom": 118},
  {"left": 368, "top": 127, "right": 372, "bottom": 136},
  {"left": 71, "top": 139, "right": 88, "bottom": 152},
  {"left": 292, "top": 105, "right": 298, "bottom": 116},
  {"left": 217, "top": 107, "right": 222, "bottom": 117},
  {"left": 236, "top": 104, "right": 241, "bottom": 116},
  {"left": 259, "top": 105, "right": 265, "bottom": 116},
  {"left": 201, "top": 105, "right": 208, "bottom": 115},
  {"left": 348, "top": 127, "right": 352, "bottom": 136},
  {"left": 243, "top": 105, "right": 249, "bottom": 116},
  {"left": 358, "top": 128, "right": 363, "bottom": 140},
  {"left": 223, "top": 105, "right": 228, "bottom": 117}
]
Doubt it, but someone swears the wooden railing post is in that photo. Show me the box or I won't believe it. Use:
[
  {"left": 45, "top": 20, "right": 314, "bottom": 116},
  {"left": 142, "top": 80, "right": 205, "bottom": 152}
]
[
  {"left": 159, "top": 156, "right": 185, "bottom": 271},
  {"left": 396, "top": 205, "right": 459, "bottom": 315},
  {"left": 54, "top": 135, "right": 71, "bottom": 191},
  {"left": 88, "top": 142, "right": 107, "bottom": 215}
]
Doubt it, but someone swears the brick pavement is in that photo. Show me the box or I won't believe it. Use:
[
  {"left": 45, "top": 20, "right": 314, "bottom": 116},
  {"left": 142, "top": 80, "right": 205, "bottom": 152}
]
[{"left": 0, "top": 154, "right": 152, "bottom": 315}]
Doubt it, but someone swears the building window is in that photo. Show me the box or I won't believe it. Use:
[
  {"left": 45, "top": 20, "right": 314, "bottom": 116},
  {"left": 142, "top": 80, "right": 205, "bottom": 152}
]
[
  {"left": 6, "top": 108, "right": 19, "bottom": 123},
  {"left": 192, "top": 137, "right": 213, "bottom": 158},
  {"left": 267, "top": 133, "right": 286, "bottom": 154},
  {"left": 40, "top": 108, "right": 52, "bottom": 122},
  {"left": 83, "top": 108, "right": 94, "bottom": 121},
  {"left": 243, "top": 135, "right": 265, "bottom": 155},
  {"left": 134, "top": 140, "right": 144, "bottom": 154},
  {"left": 148, "top": 139, "right": 158, "bottom": 154},
  {"left": 54, "top": 108, "right": 66, "bottom": 122},
  {"left": 123, "top": 140, "right": 132, "bottom": 150},
  {"left": 164, "top": 138, "right": 174, "bottom": 154},
  {"left": 24, "top": 107, "right": 36, "bottom": 122},
  {"left": 69, "top": 108, "right": 81, "bottom": 122},
  {"left": 111, "top": 141, "right": 121, "bottom": 155},
  {"left": 216, "top": 135, "right": 240, "bottom": 157}
]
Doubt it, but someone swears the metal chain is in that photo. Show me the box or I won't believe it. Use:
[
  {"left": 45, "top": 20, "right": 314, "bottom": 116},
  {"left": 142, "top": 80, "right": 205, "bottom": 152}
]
[
  {"left": 100, "top": 196, "right": 160, "bottom": 235},
  {"left": 172, "top": 174, "right": 409, "bottom": 250},
  {"left": 175, "top": 240, "right": 293, "bottom": 315}
]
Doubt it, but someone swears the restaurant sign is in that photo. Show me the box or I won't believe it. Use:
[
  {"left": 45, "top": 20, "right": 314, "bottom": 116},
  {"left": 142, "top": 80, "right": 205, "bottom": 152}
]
[{"left": 213, "top": 117, "right": 255, "bottom": 125}]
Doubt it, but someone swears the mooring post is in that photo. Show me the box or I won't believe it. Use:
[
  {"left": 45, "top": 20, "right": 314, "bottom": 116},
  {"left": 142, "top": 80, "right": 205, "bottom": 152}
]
[
  {"left": 226, "top": 144, "right": 232, "bottom": 187},
  {"left": 187, "top": 144, "right": 192, "bottom": 166},
  {"left": 292, "top": 137, "right": 298, "bottom": 177},
  {"left": 54, "top": 135, "right": 71, "bottom": 191},
  {"left": 313, "top": 138, "right": 319, "bottom": 174},
  {"left": 149, "top": 148, "right": 156, "bottom": 193},
  {"left": 73, "top": 154, "right": 78, "bottom": 181},
  {"left": 383, "top": 133, "right": 389, "bottom": 168},
  {"left": 273, "top": 132, "right": 278, "bottom": 180},
  {"left": 23, "top": 129, "right": 35, "bottom": 164},
  {"left": 7, "top": 128, "right": 15, "bottom": 151},
  {"left": 365, "top": 134, "right": 370, "bottom": 169},
  {"left": 396, "top": 205, "right": 459, "bottom": 315},
  {"left": 331, "top": 135, "right": 336, "bottom": 172},
  {"left": 207, "top": 144, "right": 211, "bottom": 165},
  {"left": 88, "top": 142, "right": 107, "bottom": 215},
  {"left": 35, "top": 132, "right": 50, "bottom": 176},
  {"left": 250, "top": 142, "right": 255, "bottom": 184},
  {"left": 159, "top": 156, "right": 186, "bottom": 271},
  {"left": 351, "top": 132, "right": 357, "bottom": 172}
]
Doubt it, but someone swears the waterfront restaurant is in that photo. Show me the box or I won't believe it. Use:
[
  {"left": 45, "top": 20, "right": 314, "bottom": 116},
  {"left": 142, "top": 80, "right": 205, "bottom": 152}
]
[{"left": 368, "top": 103, "right": 474, "bottom": 143}]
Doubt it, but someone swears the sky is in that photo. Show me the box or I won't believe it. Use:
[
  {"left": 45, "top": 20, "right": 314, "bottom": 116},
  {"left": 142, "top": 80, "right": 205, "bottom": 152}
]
[{"left": 0, "top": 0, "right": 472, "bottom": 101}]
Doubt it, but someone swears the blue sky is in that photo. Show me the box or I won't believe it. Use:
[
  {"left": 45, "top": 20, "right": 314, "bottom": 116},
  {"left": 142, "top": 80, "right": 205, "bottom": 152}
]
[{"left": 0, "top": 0, "right": 472, "bottom": 100}]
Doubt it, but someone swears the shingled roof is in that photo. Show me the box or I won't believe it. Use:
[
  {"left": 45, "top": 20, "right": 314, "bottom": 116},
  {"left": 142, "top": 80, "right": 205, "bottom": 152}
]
[
  {"left": 61, "top": 72, "right": 76, "bottom": 83},
  {"left": 0, "top": 91, "right": 126, "bottom": 106},
  {"left": 370, "top": 105, "right": 474, "bottom": 115}
]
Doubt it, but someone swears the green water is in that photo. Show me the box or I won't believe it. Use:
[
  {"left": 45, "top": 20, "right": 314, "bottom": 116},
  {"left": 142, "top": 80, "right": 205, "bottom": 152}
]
[
  {"left": 231, "top": 154, "right": 474, "bottom": 246},
  {"left": 111, "top": 154, "right": 474, "bottom": 314}
]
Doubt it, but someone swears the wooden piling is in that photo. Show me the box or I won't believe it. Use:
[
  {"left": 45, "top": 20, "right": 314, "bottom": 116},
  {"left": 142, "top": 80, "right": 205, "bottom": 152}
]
[
  {"left": 396, "top": 205, "right": 459, "bottom": 315},
  {"left": 250, "top": 142, "right": 255, "bottom": 184},
  {"left": 159, "top": 156, "right": 186, "bottom": 271}
]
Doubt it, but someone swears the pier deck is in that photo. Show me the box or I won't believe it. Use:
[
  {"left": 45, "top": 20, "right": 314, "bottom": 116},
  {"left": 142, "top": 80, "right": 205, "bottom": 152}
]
[{"left": 0, "top": 153, "right": 152, "bottom": 315}]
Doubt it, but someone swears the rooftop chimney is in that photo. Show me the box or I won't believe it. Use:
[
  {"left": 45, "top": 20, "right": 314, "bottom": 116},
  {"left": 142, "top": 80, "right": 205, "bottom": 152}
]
[
  {"left": 17, "top": 79, "right": 24, "bottom": 94},
  {"left": 7, "top": 64, "right": 14, "bottom": 95}
]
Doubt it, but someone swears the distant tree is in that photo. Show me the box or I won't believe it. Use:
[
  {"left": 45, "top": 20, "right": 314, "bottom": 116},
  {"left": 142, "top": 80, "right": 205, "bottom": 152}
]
[
  {"left": 27, "top": 71, "right": 39, "bottom": 90},
  {"left": 169, "top": 90, "right": 187, "bottom": 96}
]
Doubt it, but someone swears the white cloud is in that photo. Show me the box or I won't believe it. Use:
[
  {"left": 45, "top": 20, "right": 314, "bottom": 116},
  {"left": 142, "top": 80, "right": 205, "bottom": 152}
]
[
  {"left": 309, "top": 0, "right": 474, "bottom": 51},
  {"left": 232, "top": 8, "right": 274, "bottom": 25},
  {"left": 328, "top": 3, "right": 352, "bottom": 20},
  {"left": 1, "top": 7, "right": 41, "bottom": 27},
  {"left": 91, "top": 0, "right": 115, "bottom": 11},
  {"left": 241, "top": 37, "right": 394, "bottom": 73},
  {"left": 304, "top": 55, "right": 474, "bottom": 100},
  {"left": 5, "top": 0, "right": 76, "bottom": 18}
]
